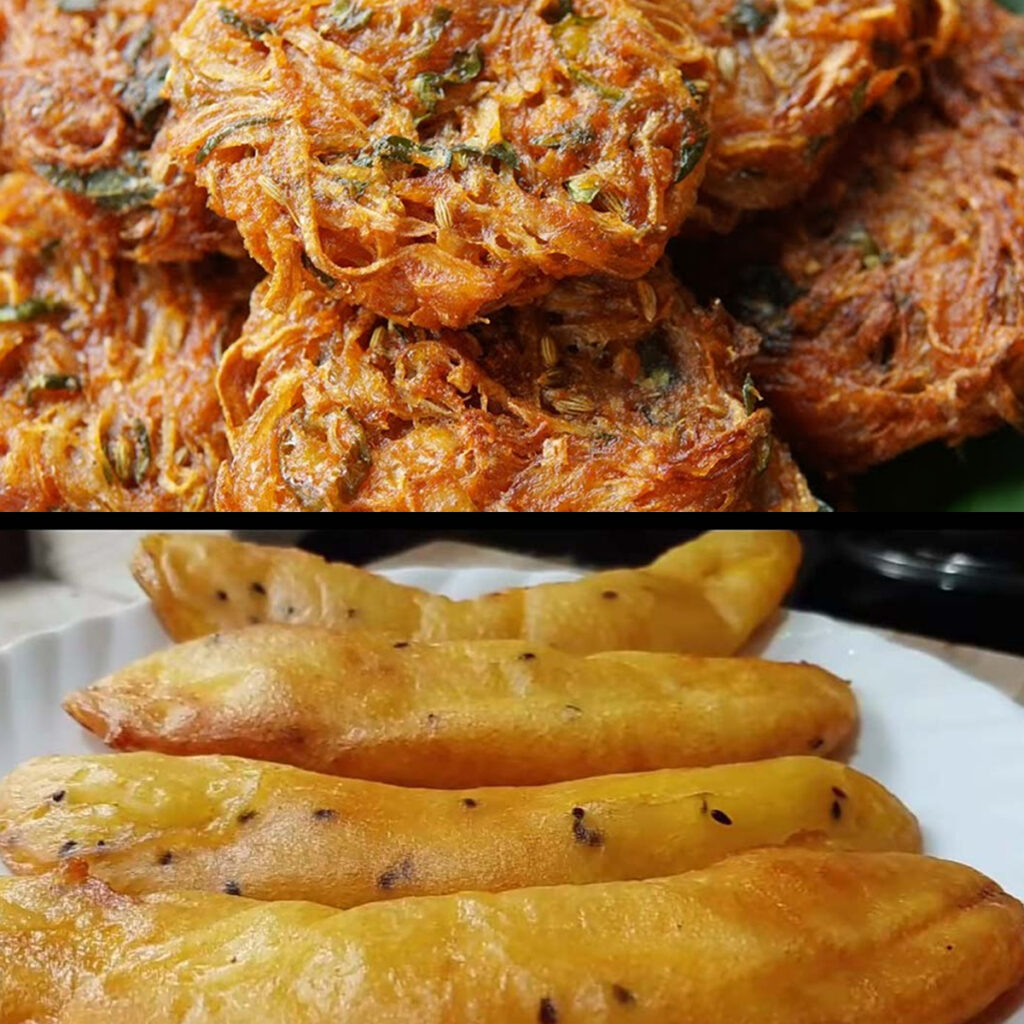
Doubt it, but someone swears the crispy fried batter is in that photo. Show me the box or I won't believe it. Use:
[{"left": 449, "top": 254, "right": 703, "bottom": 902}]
[
  {"left": 685, "top": 0, "right": 960, "bottom": 223},
  {"left": 214, "top": 262, "right": 814, "bottom": 510},
  {"left": 162, "top": 0, "right": 714, "bottom": 329},
  {"left": 0, "top": 173, "right": 257, "bottom": 511},
  {"left": 2, "top": 850, "right": 1023, "bottom": 1024},
  {"left": 0, "top": 0, "right": 241, "bottom": 261},
  {"left": 698, "top": 0, "right": 1024, "bottom": 474}
]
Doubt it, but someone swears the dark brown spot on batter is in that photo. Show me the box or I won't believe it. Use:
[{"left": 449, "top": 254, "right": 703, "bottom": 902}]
[
  {"left": 611, "top": 984, "right": 635, "bottom": 1005},
  {"left": 539, "top": 997, "right": 558, "bottom": 1023},
  {"left": 377, "top": 856, "right": 414, "bottom": 890}
]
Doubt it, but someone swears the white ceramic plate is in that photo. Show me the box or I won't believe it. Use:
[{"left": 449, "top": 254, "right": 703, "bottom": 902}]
[{"left": 2, "top": 566, "right": 1024, "bottom": 1020}]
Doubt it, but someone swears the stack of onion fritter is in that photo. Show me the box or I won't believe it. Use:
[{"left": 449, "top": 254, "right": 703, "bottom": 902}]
[{"left": 0, "top": 0, "right": 1016, "bottom": 509}]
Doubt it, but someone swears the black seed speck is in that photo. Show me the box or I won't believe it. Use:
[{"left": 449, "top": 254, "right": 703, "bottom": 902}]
[
  {"left": 347, "top": 608, "right": 358, "bottom": 619},
  {"left": 313, "top": 808, "right": 338, "bottom": 821},
  {"left": 832, "top": 786, "right": 847, "bottom": 800},
  {"left": 230, "top": 956, "right": 239, "bottom": 964},
  {"left": 250, "top": 582, "right": 266, "bottom": 596},
  {"left": 462, "top": 798, "right": 478, "bottom": 808},
  {"left": 216, "top": 589, "right": 228, "bottom": 602},
  {"left": 611, "top": 984, "right": 635, "bottom": 1005},
  {"left": 224, "top": 880, "right": 242, "bottom": 896},
  {"left": 601, "top": 590, "right": 619, "bottom": 599},
  {"left": 571, "top": 808, "right": 603, "bottom": 847},
  {"left": 393, "top": 641, "right": 410, "bottom": 649},
  {"left": 237, "top": 810, "right": 257, "bottom": 824},
  {"left": 519, "top": 651, "right": 537, "bottom": 661},
  {"left": 96, "top": 840, "right": 106, "bottom": 848},
  {"left": 285, "top": 605, "right": 296, "bottom": 617},
  {"left": 946, "top": 945, "right": 954, "bottom": 952},
  {"left": 158, "top": 851, "right": 174, "bottom": 866},
  {"left": 377, "top": 857, "right": 414, "bottom": 890},
  {"left": 51, "top": 789, "right": 66, "bottom": 803},
  {"left": 831, "top": 800, "right": 842, "bottom": 821},
  {"left": 58, "top": 840, "right": 77, "bottom": 857},
  {"left": 710, "top": 809, "right": 732, "bottom": 826},
  {"left": 539, "top": 997, "right": 558, "bottom": 1023},
  {"left": 564, "top": 704, "right": 582, "bottom": 715},
  {"left": 809, "top": 737, "right": 824, "bottom": 750}
]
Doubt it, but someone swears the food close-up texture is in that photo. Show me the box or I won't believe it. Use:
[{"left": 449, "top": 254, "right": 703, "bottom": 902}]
[
  {"left": 0, "top": 0, "right": 1023, "bottom": 508},
  {"left": 1, "top": 530, "right": 1024, "bottom": 1022}
]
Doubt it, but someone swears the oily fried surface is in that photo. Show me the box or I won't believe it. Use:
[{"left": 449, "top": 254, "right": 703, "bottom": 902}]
[
  {"left": 62, "top": 626, "right": 857, "bottom": 784},
  {"left": 131, "top": 530, "right": 803, "bottom": 654},
  {"left": 2, "top": 850, "right": 1023, "bottom": 1024},
  {"left": 0, "top": 0, "right": 242, "bottom": 261},
  {"left": 215, "top": 263, "right": 814, "bottom": 510},
  {"left": 0, "top": 173, "right": 258, "bottom": 511},
  {"left": 0, "top": 754, "right": 919, "bottom": 908},
  {"left": 163, "top": 0, "right": 714, "bottom": 329},
  {"left": 684, "top": 0, "right": 960, "bottom": 222},
  {"left": 692, "top": 0, "right": 1024, "bottom": 474}
]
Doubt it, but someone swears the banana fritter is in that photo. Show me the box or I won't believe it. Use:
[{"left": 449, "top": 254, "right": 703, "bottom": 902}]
[
  {"left": 0, "top": 0, "right": 241, "bottom": 261},
  {"left": 162, "top": 0, "right": 715, "bottom": 329},
  {"left": 214, "top": 263, "right": 815, "bottom": 510},
  {"left": 685, "top": 0, "right": 960, "bottom": 223},
  {"left": 698, "top": 0, "right": 1024, "bottom": 473},
  {"left": 0, "top": 754, "right": 920, "bottom": 908},
  {"left": 0, "top": 173, "right": 257, "bottom": 511},
  {"left": 2, "top": 850, "right": 1023, "bottom": 1023}
]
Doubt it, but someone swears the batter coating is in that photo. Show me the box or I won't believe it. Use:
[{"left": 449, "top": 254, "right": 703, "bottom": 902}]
[
  {"left": 0, "top": 754, "right": 921, "bottom": 907},
  {"left": 162, "top": 0, "right": 715, "bottom": 328},
  {"left": 63, "top": 626, "right": 857, "bottom": 786},
  {"left": 2, "top": 849, "right": 1022, "bottom": 1023}
]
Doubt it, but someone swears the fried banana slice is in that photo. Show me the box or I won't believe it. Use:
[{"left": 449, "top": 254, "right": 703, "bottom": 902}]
[
  {"left": 62, "top": 626, "right": 856, "bottom": 786},
  {"left": 683, "top": 0, "right": 959, "bottom": 222},
  {"left": 213, "top": 263, "right": 815, "bottom": 510},
  {"left": 132, "top": 529, "right": 802, "bottom": 650},
  {"left": 3, "top": 849, "right": 1023, "bottom": 1024},
  {"left": 0, "top": 173, "right": 258, "bottom": 511},
  {"left": 698, "top": 0, "right": 1024, "bottom": 473},
  {"left": 161, "top": 0, "right": 713, "bottom": 328},
  {"left": 0, "top": 754, "right": 919, "bottom": 907},
  {"left": 0, "top": 0, "right": 241, "bottom": 261}
]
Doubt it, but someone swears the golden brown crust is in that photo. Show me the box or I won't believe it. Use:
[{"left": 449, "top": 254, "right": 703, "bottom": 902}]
[
  {"left": 0, "top": 753, "right": 921, "bottom": 908},
  {"left": 684, "top": 0, "right": 960, "bottom": 219},
  {"left": 0, "top": 173, "right": 258, "bottom": 511},
  {"left": 130, "top": 530, "right": 802, "bottom": 653},
  {"left": 696, "top": 0, "right": 1024, "bottom": 473},
  {"left": 62, "top": 625, "right": 857, "bottom": 785},
  {"left": 213, "top": 263, "right": 808, "bottom": 510},
  {"left": 0, "top": 0, "right": 242, "bottom": 261},
  {"left": 162, "top": 0, "right": 714, "bottom": 328},
  {"left": 2, "top": 849, "right": 1023, "bottom": 1023}
]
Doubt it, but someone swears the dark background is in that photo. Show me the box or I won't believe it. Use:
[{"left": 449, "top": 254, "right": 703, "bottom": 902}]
[{"left": 274, "top": 529, "right": 1024, "bottom": 656}]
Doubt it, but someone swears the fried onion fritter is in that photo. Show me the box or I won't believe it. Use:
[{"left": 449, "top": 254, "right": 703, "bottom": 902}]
[
  {"left": 162, "top": 0, "right": 715, "bottom": 329},
  {"left": 694, "top": 0, "right": 1024, "bottom": 475},
  {"left": 684, "top": 0, "right": 960, "bottom": 223},
  {"left": 214, "top": 262, "right": 814, "bottom": 511},
  {"left": 0, "top": 0, "right": 242, "bottom": 262},
  {"left": 0, "top": 173, "right": 258, "bottom": 511}
]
